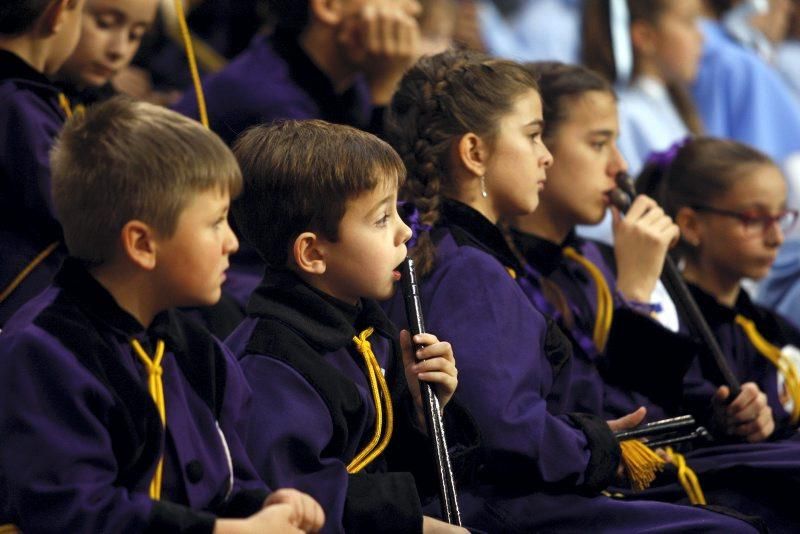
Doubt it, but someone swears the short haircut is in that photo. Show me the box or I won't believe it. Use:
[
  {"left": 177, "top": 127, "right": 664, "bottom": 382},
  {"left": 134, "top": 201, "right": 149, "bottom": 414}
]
[
  {"left": 0, "top": 0, "right": 54, "bottom": 34},
  {"left": 232, "top": 119, "right": 405, "bottom": 267},
  {"left": 266, "top": 0, "right": 309, "bottom": 31},
  {"left": 51, "top": 96, "right": 242, "bottom": 263}
]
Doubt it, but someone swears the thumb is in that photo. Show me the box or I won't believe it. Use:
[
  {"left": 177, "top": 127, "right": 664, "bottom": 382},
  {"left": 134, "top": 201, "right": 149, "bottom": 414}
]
[
  {"left": 608, "top": 406, "right": 647, "bottom": 432},
  {"left": 611, "top": 205, "right": 622, "bottom": 230},
  {"left": 713, "top": 385, "right": 730, "bottom": 405}
]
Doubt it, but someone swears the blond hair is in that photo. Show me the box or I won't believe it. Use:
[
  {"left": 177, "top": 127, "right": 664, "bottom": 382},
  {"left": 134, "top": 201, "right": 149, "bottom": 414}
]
[{"left": 51, "top": 96, "right": 242, "bottom": 263}]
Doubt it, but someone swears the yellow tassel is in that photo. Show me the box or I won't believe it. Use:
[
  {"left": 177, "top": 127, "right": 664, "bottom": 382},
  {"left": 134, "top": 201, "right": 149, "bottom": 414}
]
[
  {"left": 664, "top": 447, "right": 707, "bottom": 505},
  {"left": 0, "top": 525, "right": 21, "bottom": 534},
  {"left": 619, "top": 440, "right": 665, "bottom": 491}
]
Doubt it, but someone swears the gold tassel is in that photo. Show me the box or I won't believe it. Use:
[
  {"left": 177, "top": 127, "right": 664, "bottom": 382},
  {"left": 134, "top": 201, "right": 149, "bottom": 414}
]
[{"left": 619, "top": 440, "right": 665, "bottom": 491}]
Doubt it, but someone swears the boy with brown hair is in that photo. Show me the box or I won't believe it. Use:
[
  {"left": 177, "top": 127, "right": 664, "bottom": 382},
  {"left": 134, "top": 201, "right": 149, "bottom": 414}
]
[
  {"left": 0, "top": 0, "right": 85, "bottom": 325},
  {"left": 225, "top": 119, "right": 470, "bottom": 533},
  {"left": 0, "top": 98, "right": 325, "bottom": 533}
]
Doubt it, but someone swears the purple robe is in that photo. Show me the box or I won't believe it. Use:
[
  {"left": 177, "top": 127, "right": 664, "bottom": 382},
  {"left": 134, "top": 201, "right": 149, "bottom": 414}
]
[
  {"left": 225, "top": 269, "right": 469, "bottom": 533},
  {"left": 0, "top": 51, "right": 67, "bottom": 325},
  {"left": 0, "top": 259, "right": 268, "bottom": 532},
  {"left": 385, "top": 200, "right": 760, "bottom": 532},
  {"left": 512, "top": 228, "right": 800, "bottom": 531}
]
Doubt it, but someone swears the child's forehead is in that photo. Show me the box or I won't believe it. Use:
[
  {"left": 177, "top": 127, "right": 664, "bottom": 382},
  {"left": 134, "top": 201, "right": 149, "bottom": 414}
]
[{"left": 346, "top": 173, "right": 399, "bottom": 210}]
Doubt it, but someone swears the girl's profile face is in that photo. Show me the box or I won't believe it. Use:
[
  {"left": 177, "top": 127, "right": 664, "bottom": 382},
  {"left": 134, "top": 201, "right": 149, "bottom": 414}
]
[
  {"left": 538, "top": 90, "right": 626, "bottom": 227},
  {"left": 642, "top": 0, "right": 704, "bottom": 84},
  {"left": 690, "top": 164, "right": 788, "bottom": 283},
  {"left": 482, "top": 89, "right": 553, "bottom": 219}
]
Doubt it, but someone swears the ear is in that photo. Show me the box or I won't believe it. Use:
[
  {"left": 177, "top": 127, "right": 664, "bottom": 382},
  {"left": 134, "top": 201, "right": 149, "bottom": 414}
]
[
  {"left": 630, "top": 19, "right": 657, "bottom": 58},
  {"left": 292, "top": 231, "right": 327, "bottom": 275},
  {"left": 120, "top": 220, "right": 158, "bottom": 270},
  {"left": 676, "top": 206, "right": 702, "bottom": 247},
  {"left": 309, "top": 0, "right": 345, "bottom": 26},
  {"left": 455, "top": 132, "right": 490, "bottom": 179},
  {"left": 41, "top": 0, "right": 73, "bottom": 36}
]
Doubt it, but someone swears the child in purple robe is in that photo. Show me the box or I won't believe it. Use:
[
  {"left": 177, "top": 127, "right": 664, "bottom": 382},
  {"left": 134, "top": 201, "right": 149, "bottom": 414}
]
[
  {"left": 55, "top": 0, "right": 158, "bottom": 108},
  {"left": 0, "top": 0, "right": 84, "bottom": 326},
  {"left": 382, "top": 48, "right": 762, "bottom": 532},
  {"left": 0, "top": 98, "right": 325, "bottom": 533},
  {"left": 225, "top": 119, "right": 469, "bottom": 534},
  {"left": 639, "top": 136, "right": 800, "bottom": 436},
  {"left": 508, "top": 61, "right": 800, "bottom": 532}
]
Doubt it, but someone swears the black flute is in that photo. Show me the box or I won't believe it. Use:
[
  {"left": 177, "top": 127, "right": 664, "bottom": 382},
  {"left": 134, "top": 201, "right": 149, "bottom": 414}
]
[
  {"left": 614, "top": 415, "right": 711, "bottom": 449},
  {"left": 400, "top": 256, "right": 462, "bottom": 526},
  {"left": 610, "top": 173, "right": 742, "bottom": 398}
]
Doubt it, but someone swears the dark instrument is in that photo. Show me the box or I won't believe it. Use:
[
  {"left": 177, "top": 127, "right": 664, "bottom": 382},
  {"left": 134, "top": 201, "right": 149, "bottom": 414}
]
[
  {"left": 614, "top": 415, "right": 711, "bottom": 449},
  {"left": 610, "top": 172, "right": 742, "bottom": 398},
  {"left": 400, "top": 257, "right": 462, "bottom": 525}
]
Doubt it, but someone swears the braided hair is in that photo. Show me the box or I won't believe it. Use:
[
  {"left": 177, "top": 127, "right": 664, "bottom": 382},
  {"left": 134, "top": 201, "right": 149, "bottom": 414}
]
[{"left": 386, "top": 49, "right": 539, "bottom": 277}]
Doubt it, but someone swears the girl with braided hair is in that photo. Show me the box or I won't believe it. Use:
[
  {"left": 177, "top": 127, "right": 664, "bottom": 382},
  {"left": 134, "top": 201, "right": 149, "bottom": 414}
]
[{"left": 383, "top": 49, "right": 761, "bottom": 532}]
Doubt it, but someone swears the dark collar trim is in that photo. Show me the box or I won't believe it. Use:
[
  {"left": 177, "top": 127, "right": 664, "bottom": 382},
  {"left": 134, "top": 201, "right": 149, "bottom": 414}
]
[
  {"left": 247, "top": 268, "right": 396, "bottom": 352},
  {"left": 437, "top": 199, "right": 522, "bottom": 272},
  {"left": 0, "top": 50, "right": 53, "bottom": 87}
]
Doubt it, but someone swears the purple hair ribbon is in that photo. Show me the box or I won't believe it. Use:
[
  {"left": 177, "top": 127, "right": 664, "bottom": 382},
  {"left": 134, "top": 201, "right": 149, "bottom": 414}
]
[
  {"left": 398, "top": 201, "right": 431, "bottom": 248},
  {"left": 645, "top": 137, "right": 690, "bottom": 169}
]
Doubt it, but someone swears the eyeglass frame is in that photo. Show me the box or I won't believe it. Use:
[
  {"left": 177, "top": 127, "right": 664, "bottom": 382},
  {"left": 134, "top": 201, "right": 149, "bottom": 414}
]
[{"left": 689, "top": 204, "right": 799, "bottom": 234}]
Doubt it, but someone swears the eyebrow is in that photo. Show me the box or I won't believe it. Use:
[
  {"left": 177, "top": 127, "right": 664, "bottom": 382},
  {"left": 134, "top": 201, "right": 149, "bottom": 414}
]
[
  {"left": 367, "top": 193, "right": 394, "bottom": 216},
  {"left": 588, "top": 129, "right": 615, "bottom": 137},
  {"left": 525, "top": 120, "right": 545, "bottom": 128}
]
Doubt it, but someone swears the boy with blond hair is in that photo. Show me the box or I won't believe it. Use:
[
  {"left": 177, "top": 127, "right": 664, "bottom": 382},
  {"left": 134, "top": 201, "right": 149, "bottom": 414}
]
[
  {"left": 225, "top": 120, "right": 470, "bottom": 533},
  {"left": 0, "top": 98, "right": 324, "bottom": 533}
]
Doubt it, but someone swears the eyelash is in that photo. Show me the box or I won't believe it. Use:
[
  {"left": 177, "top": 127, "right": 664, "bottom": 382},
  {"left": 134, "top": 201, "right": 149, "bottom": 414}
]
[{"left": 376, "top": 213, "right": 391, "bottom": 226}]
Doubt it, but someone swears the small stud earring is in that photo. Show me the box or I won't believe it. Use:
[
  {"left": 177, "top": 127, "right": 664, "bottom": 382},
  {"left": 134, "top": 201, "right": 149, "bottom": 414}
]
[{"left": 480, "top": 175, "right": 488, "bottom": 199}]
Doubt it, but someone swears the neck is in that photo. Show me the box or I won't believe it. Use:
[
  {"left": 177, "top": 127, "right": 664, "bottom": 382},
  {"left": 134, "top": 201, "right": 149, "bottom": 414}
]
[
  {"left": 298, "top": 25, "right": 357, "bottom": 94},
  {"left": 0, "top": 38, "right": 49, "bottom": 73},
  {"left": 634, "top": 61, "right": 665, "bottom": 84},
  {"left": 90, "top": 263, "right": 162, "bottom": 328},
  {"left": 447, "top": 182, "right": 499, "bottom": 225},
  {"left": 514, "top": 201, "right": 574, "bottom": 244},
  {"left": 682, "top": 260, "right": 741, "bottom": 308}
]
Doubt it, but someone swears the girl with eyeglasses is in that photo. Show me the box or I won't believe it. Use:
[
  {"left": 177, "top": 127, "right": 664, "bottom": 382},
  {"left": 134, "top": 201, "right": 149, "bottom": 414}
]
[{"left": 638, "top": 136, "right": 800, "bottom": 436}]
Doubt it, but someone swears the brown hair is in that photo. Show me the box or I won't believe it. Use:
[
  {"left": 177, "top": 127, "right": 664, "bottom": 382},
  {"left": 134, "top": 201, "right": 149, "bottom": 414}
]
[
  {"left": 386, "top": 49, "right": 539, "bottom": 276},
  {"left": 0, "top": 0, "right": 57, "bottom": 34},
  {"left": 581, "top": 0, "right": 703, "bottom": 134},
  {"left": 232, "top": 119, "right": 406, "bottom": 267},
  {"left": 637, "top": 136, "right": 777, "bottom": 258},
  {"left": 51, "top": 96, "right": 242, "bottom": 263}
]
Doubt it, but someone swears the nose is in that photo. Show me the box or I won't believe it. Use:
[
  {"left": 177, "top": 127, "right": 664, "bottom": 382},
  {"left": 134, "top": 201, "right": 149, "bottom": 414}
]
[
  {"left": 609, "top": 143, "right": 628, "bottom": 178},
  {"left": 106, "top": 29, "right": 129, "bottom": 62},
  {"left": 540, "top": 142, "right": 554, "bottom": 169},
  {"left": 765, "top": 219, "right": 784, "bottom": 247},
  {"left": 225, "top": 222, "right": 240, "bottom": 255},
  {"left": 398, "top": 217, "right": 413, "bottom": 246}
]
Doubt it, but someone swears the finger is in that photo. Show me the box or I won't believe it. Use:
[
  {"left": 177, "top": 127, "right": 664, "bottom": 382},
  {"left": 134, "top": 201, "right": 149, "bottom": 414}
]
[
  {"left": 608, "top": 406, "right": 647, "bottom": 431},
  {"left": 626, "top": 195, "right": 657, "bottom": 220},
  {"left": 412, "top": 332, "right": 439, "bottom": 347},
  {"left": 379, "top": 6, "right": 395, "bottom": 54},
  {"left": 417, "top": 370, "right": 457, "bottom": 390},
  {"left": 414, "top": 356, "right": 457, "bottom": 376},
  {"left": 611, "top": 205, "right": 622, "bottom": 229},
  {"left": 416, "top": 341, "right": 454, "bottom": 362},
  {"left": 713, "top": 385, "right": 730, "bottom": 404},
  {"left": 727, "top": 383, "right": 758, "bottom": 415},
  {"left": 637, "top": 204, "right": 666, "bottom": 226},
  {"left": 364, "top": 4, "right": 381, "bottom": 54}
]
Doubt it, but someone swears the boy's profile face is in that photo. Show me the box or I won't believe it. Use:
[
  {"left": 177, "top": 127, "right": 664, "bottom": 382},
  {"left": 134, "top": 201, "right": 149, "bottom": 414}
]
[
  {"left": 153, "top": 187, "right": 239, "bottom": 308},
  {"left": 59, "top": 0, "right": 157, "bottom": 88},
  {"left": 317, "top": 175, "right": 412, "bottom": 304}
]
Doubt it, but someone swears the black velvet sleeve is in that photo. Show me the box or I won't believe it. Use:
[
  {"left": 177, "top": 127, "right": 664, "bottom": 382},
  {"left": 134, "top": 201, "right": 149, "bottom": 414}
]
[
  {"left": 215, "top": 488, "right": 271, "bottom": 518},
  {"left": 344, "top": 472, "right": 423, "bottom": 533},
  {"left": 566, "top": 413, "right": 621, "bottom": 494},
  {"left": 146, "top": 501, "right": 216, "bottom": 533},
  {"left": 602, "top": 308, "right": 697, "bottom": 414}
]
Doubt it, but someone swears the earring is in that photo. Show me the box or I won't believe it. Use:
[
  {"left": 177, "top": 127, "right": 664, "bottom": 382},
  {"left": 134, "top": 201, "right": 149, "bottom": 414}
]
[{"left": 480, "top": 175, "right": 488, "bottom": 199}]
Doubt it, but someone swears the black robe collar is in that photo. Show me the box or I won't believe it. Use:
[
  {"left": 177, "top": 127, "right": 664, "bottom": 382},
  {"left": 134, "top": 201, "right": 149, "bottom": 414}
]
[
  {"left": 510, "top": 227, "right": 582, "bottom": 276},
  {"left": 247, "top": 267, "right": 397, "bottom": 353},
  {"left": 54, "top": 80, "right": 116, "bottom": 109},
  {"left": 436, "top": 199, "right": 523, "bottom": 273},
  {"left": 0, "top": 49, "right": 52, "bottom": 85},
  {"left": 270, "top": 28, "right": 367, "bottom": 128}
]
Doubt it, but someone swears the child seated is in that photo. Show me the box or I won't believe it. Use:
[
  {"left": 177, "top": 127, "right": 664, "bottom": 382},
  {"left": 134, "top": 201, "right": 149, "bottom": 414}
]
[
  {"left": 225, "top": 119, "right": 468, "bottom": 533},
  {"left": 56, "top": 0, "right": 158, "bottom": 108},
  {"left": 0, "top": 0, "right": 84, "bottom": 325},
  {"left": 0, "top": 97, "right": 324, "bottom": 533}
]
